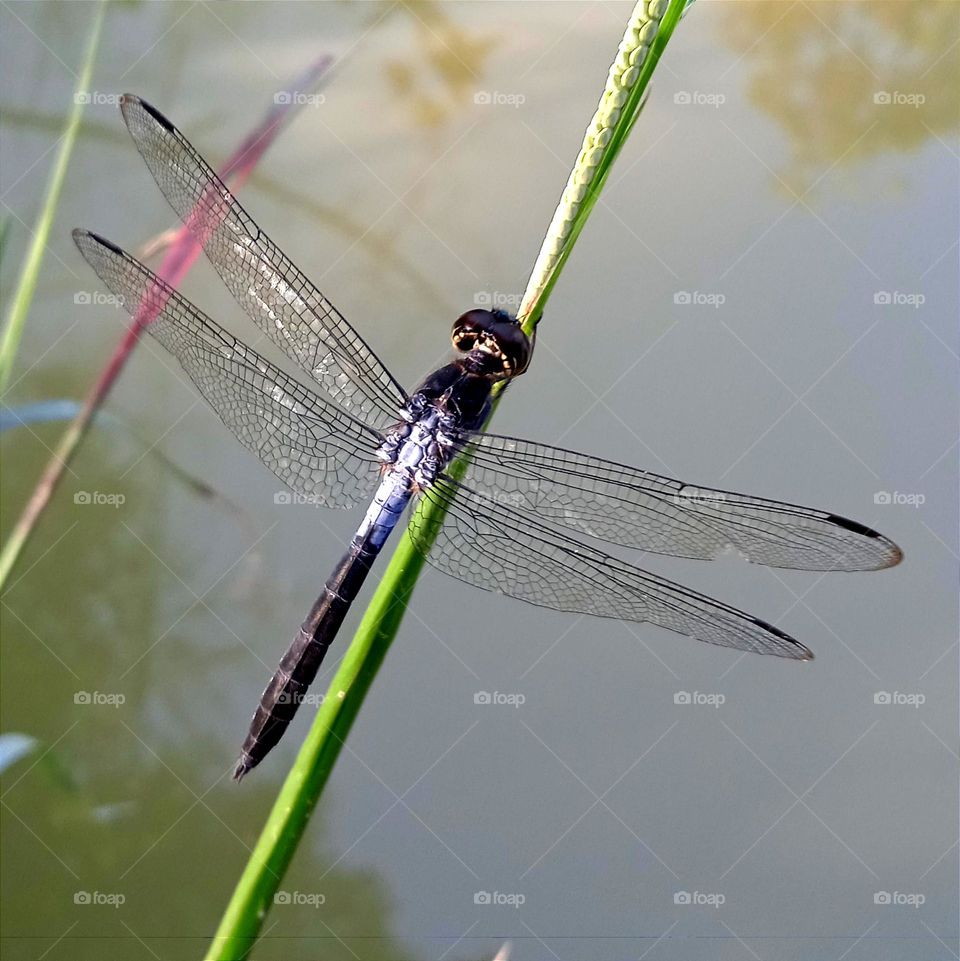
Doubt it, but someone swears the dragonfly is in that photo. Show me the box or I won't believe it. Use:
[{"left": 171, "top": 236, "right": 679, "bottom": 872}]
[{"left": 74, "top": 96, "right": 902, "bottom": 780}]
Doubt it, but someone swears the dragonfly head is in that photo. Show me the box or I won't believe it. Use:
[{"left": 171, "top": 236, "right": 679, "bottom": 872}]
[{"left": 451, "top": 309, "right": 532, "bottom": 379}]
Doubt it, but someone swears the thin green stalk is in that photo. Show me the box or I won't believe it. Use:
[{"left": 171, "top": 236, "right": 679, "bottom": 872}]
[
  {"left": 206, "top": 534, "right": 428, "bottom": 960},
  {"left": 0, "top": 55, "right": 333, "bottom": 594},
  {"left": 0, "top": 0, "right": 108, "bottom": 394},
  {"left": 0, "top": 217, "right": 11, "bottom": 272},
  {"left": 207, "top": 2, "right": 691, "bottom": 957}
]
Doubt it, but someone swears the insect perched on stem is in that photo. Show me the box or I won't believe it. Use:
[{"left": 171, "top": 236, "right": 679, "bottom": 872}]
[{"left": 74, "top": 96, "right": 902, "bottom": 779}]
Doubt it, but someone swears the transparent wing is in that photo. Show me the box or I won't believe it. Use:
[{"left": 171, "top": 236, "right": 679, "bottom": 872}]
[
  {"left": 461, "top": 434, "right": 901, "bottom": 572},
  {"left": 119, "top": 94, "right": 407, "bottom": 430},
  {"left": 73, "top": 230, "right": 384, "bottom": 508},
  {"left": 409, "top": 478, "right": 813, "bottom": 659}
]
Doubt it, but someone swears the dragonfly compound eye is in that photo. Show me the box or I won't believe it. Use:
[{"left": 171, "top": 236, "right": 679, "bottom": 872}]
[{"left": 451, "top": 309, "right": 532, "bottom": 378}]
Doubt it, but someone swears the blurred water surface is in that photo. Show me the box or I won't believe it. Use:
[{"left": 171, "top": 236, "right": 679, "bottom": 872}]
[{"left": 1, "top": 3, "right": 957, "bottom": 959}]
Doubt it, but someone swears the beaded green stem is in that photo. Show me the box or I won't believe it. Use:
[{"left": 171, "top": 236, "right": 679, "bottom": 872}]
[{"left": 518, "top": 0, "right": 683, "bottom": 332}]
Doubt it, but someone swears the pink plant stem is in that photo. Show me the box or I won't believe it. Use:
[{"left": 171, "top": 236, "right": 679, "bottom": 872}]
[{"left": 0, "top": 56, "right": 333, "bottom": 590}]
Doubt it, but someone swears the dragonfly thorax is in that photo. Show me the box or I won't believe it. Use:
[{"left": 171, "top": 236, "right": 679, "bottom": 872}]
[{"left": 377, "top": 407, "right": 459, "bottom": 489}]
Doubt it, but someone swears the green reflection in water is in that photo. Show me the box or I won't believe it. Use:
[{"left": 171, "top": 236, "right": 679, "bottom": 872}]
[{"left": 720, "top": 1, "right": 959, "bottom": 194}]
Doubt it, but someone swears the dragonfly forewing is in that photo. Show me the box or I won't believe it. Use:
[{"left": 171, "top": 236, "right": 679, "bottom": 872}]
[
  {"left": 461, "top": 434, "right": 901, "bottom": 572},
  {"left": 118, "top": 94, "right": 407, "bottom": 431}
]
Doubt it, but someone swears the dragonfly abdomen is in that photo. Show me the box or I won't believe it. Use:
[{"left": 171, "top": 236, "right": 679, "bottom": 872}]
[
  {"left": 233, "top": 455, "right": 425, "bottom": 779},
  {"left": 233, "top": 536, "right": 381, "bottom": 779},
  {"left": 234, "top": 402, "right": 489, "bottom": 778}
]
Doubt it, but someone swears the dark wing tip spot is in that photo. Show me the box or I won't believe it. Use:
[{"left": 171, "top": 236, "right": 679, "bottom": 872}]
[
  {"left": 72, "top": 229, "right": 124, "bottom": 261},
  {"left": 753, "top": 617, "right": 815, "bottom": 660},
  {"left": 121, "top": 94, "right": 175, "bottom": 133},
  {"left": 827, "top": 513, "right": 903, "bottom": 569},
  {"left": 85, "top": 231, "right": 123, "bottom": 256},
  {"left": 827, "top": 513, "right": 880, "bottom": 539}
]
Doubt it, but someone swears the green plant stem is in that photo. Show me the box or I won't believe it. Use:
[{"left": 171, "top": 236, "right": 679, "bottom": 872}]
[
  {"left": 0, "top": 57, "right": 334, "bottom": 596},
  {"left": 207, "top": 2, "right": 690, "bottom": 957},
  {"left": 0, "top": 0, "right": 108, "bottom": 395},
  {"left": 0, "top": 0, "right": 107, "bottom": 591},
  {"left": 517, "top": 0, "right": 686, "bottom": 332},
  {"left": 206, "top": 533, "right": 428, "bottom": 960}
]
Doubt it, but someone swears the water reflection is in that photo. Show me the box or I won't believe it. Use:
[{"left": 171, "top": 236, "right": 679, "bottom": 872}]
[
  {"left": 1, "top": 403, "right": 401, "bottom": 959},
  {"left": 1, "top": 1, "right": 955, "bottom": 958},
  {"left": 719, "top": 1, "right": 959, "bottom": 193},
  {"left": 385, "top": 0, "right": 498, "bottom": 128}
]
